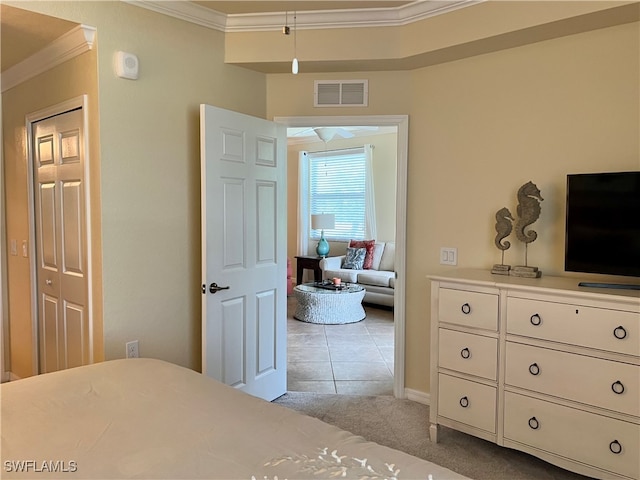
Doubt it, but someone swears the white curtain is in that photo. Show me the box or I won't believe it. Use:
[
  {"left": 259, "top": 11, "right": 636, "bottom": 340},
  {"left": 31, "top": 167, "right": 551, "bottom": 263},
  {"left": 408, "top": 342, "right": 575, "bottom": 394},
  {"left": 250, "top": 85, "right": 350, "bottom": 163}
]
[
  {"left": 297, "top": 151, "right": 309, "bottom": 256},
  {"left": 364, "top": 144, "right": 377, "bottom": 239}
]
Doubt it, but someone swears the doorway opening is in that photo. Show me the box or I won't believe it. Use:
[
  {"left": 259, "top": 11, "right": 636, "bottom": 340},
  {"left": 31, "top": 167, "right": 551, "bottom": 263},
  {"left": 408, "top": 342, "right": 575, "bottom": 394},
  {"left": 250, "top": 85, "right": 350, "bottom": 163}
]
[{"left": 276, "top": 115, "right": 408, "bottom": 398}]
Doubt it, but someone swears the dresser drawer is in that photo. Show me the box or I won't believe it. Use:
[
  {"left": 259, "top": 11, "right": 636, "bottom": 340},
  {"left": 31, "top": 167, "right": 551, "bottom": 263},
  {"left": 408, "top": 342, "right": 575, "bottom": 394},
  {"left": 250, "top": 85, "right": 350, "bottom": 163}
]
[
  {"left": 439, "top": 329, "right": 498, "bottom": 380},
  {"left": 504, "top": 392, "right": 640, "bottom": 479},
  {"left": 506, "top": 297, "right": 639, "bottom": 356},
  {"left": 438, "top": 374, "right": 496, "bottom": 433},
  {"left": 439, "top": 288, "right": 498, "bottom": 331},
  {"left": 505, "top": 342, "right": 640, "bottom": 417}
]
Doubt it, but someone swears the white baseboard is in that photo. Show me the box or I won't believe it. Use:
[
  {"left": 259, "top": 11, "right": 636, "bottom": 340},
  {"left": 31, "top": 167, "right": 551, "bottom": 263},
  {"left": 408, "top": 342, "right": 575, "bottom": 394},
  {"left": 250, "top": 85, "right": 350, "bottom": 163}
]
[{"left": 405, "top": 388, "right": 430, "bottom": 405}]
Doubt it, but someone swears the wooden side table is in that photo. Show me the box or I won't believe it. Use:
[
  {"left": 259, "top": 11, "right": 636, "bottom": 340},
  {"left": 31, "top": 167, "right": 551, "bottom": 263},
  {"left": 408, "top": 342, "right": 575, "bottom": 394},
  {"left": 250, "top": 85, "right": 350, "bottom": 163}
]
[{"left": 294, "top": 255, "right": 324, "bottom": 285}]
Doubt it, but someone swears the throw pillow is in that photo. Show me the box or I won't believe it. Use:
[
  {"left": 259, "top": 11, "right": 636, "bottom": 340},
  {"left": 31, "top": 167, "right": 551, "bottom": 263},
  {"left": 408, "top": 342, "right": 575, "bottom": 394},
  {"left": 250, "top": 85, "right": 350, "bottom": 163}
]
[
  {"left": 349, "top": 239, "right": 375, "bottom": 269},
  {"left": 379, "top": 242, "right": 395, "bottom": 272},
  {"left": 343, "top": 247, "right": 366, "bottom": 270}
]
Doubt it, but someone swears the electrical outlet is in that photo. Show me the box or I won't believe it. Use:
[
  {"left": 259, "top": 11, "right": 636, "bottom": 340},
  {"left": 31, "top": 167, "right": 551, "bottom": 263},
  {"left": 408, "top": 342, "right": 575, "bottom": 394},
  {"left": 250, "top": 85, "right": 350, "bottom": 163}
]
[{"left": 126, "top": 340, "right": 139, "bottom": 358}]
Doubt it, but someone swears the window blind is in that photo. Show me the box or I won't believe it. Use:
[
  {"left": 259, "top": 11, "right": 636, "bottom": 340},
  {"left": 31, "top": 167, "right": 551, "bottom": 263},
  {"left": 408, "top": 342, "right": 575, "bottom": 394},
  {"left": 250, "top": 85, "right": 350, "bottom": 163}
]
[{"left": 309, "top": 147, "right": 366, "bottom": 241}]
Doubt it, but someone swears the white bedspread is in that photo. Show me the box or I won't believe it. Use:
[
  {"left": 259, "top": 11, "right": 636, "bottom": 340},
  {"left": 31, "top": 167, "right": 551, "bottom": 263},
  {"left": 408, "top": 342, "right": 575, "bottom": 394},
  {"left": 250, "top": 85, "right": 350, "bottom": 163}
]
[{"left": 1, "top": 359, "right": 467, "bottom": 479}]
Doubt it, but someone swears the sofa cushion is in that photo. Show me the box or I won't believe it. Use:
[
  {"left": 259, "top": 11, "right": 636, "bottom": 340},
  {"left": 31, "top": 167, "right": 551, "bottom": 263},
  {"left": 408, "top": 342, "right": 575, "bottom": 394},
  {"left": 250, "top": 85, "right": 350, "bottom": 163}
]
[
  {"left": 343, "top": 247, "right": 366, "bottom": 269},
  {"left": 379, "top": 242, "right": 395, "bottom": 272},
  {"left": 349, "top": 240, "right": 375, "bottom": 269},
  {"left": 370, "top": 242, "right": 386, "bottom": 271},
  {"left": 323, "top": 269, "right": 359, "bottom": 284},
  {"left": 358, "top": 271, "right": 394, "bottom": 288}
]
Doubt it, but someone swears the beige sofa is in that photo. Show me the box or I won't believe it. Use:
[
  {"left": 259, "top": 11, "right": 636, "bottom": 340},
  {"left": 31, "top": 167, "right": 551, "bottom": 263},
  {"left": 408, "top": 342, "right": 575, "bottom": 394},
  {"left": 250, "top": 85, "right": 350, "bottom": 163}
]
[{"left": 319, "top": 241, "right": 395, "bottom": 307}]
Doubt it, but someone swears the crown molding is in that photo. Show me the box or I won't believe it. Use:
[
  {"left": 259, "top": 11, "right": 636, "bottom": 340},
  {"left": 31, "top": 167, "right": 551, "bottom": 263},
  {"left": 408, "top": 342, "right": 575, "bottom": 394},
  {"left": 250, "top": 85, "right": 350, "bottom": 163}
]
[
  {"left": 122, "top": 0, "right": 227, "bottom": 31},
  {"left": 125, "top": 0, "right": 480, "bottom": 33},
  {"left": 225, "top": 0, "right": 479, "bottom": 32},
  {"left": 1, "top": 24, "right": 96, "bottom": 93},
  {"left": 397, "top": 0, "right": 481, "bottom": 25}
]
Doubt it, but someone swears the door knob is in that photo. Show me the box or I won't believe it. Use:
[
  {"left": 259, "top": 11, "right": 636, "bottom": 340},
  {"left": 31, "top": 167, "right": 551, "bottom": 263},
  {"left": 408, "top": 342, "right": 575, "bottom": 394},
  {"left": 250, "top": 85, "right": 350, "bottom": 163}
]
[
  {"left": 45, "top": 279, "right": 52, "bottom": 286},
  {"left": 209, "top": 283, "right": 230, "bottom": 294}
]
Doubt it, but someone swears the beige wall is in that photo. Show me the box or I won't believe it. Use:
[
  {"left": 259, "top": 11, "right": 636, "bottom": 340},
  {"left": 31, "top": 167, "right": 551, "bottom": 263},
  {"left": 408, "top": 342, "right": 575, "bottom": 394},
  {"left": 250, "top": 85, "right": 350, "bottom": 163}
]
[
  {"left": 4, "top": 2, "right": 638, "bottom": 397},
  {"left": 227, "top": 1, "right": 634, "bottom": 70},
  {"left": 286, "top": 132, "right": 397, "bottom": 264},
  {"left": 269, "top": 21, "right": 640, "bottom": 393},
  {"left": 370, "top": 133, "right": 397, "bottom": 243},
  {"left": 3, "top": 1, "right": 267, "bottom": 376}
]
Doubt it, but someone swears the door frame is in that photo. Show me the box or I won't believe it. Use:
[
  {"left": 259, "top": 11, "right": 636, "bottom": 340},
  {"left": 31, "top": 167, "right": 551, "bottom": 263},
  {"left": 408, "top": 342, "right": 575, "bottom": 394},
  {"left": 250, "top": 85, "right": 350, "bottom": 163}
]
[
  {"left": 274, "top": 114, "right": 408, "bottom": 399},
  {"left": 26, "top": 95, "right": 94, "bottom": 375},
  {"left": 0, "top": 93, "right": 6, "bottom": 382}
]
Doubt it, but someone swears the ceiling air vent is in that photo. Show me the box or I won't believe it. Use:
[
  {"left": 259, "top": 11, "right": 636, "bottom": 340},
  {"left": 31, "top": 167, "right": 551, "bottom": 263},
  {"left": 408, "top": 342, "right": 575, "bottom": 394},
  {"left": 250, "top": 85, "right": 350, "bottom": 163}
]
[{"left": 314, "top": 80, "right": 368, "bottom": 107}]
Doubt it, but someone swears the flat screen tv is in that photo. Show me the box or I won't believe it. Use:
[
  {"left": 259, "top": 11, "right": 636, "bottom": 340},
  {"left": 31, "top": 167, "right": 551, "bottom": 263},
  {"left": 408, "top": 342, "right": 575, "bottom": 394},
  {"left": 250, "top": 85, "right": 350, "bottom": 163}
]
[{"left": 565, "top": 171, "right": 640, "bottom": 288}]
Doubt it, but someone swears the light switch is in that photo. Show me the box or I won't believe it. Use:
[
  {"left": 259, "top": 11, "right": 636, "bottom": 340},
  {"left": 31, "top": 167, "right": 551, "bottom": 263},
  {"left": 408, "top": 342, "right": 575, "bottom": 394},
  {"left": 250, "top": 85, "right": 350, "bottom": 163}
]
[{"left": 440, "top": 247, "right": 457, "bottom": 266}]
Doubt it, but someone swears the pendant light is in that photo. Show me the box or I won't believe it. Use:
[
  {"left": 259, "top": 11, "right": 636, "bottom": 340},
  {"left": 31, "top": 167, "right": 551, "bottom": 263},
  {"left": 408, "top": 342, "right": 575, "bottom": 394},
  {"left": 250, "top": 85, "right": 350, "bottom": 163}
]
[{"left": 292, "top": 12, "right": 298, "bottom": 74}]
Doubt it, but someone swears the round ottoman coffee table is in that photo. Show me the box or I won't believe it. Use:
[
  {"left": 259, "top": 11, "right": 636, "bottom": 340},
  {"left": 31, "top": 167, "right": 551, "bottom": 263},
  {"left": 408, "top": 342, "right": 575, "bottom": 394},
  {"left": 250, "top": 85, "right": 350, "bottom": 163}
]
[{"left": 293, "top": 283, "right": 366, "bottom": 324}]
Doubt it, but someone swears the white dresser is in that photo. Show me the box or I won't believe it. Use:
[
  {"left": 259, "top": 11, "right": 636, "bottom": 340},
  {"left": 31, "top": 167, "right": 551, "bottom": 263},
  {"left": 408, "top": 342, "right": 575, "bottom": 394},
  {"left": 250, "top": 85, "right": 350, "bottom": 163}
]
[{"left": 429, "top": 270, "right": 640, "bottom": 480}]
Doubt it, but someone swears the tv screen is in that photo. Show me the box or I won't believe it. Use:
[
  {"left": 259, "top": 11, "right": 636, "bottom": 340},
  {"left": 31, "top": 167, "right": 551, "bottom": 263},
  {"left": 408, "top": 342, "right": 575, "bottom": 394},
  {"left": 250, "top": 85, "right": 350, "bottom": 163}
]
[{"left": 565, "top": 171, "right": 640, "bottom": 278}]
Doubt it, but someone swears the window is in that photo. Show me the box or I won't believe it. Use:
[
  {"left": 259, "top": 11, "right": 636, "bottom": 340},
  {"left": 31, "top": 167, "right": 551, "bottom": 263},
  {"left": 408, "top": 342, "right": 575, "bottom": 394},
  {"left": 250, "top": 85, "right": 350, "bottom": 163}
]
[{"left": 309, "top": 147, "right": 367, "bottom": 241}]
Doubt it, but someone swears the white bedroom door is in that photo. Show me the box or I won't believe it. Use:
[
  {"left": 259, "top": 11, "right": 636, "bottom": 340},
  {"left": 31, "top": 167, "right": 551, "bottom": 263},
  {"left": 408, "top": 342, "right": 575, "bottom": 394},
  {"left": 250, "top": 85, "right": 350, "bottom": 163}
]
[{"left": 200, "top": 104, "right": 287, "bottom": 401}]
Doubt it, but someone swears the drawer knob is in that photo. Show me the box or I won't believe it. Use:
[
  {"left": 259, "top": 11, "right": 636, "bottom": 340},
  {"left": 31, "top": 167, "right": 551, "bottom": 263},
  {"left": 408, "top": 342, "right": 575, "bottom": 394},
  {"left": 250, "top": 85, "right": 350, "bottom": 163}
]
[
  {"left": 611, "top": 381, "right": 625, "bottom": 395},
  {"left": 528, "top": 417, "right": 540, "bottom": 430},
  {"left": 528, "top": 363, "right": 540, "bottom": 376},
  {"left": 459, "top": 396, "right": 469, "bottom": 408},
  {"left": 613, "top": 326, "right": 627, "bottom": 340},
  {"left": 609, "top": 440, "right": 623, "bottom": 455},
  {"left": 530, "top": 314, "right": 542, "bottom": 326},
  {"left": 461, "top": 303, "right": 471, "bottom": 315},
  {"left": 460, "top": 348, "right": 471, "bottom": 359}
]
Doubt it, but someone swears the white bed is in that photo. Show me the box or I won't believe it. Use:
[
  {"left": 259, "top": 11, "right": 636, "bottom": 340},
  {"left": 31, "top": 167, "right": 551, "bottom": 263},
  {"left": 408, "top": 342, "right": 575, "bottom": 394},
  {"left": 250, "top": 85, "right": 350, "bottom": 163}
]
[{"left": 1, "top": 358, "right": 467, "bottom": 479}]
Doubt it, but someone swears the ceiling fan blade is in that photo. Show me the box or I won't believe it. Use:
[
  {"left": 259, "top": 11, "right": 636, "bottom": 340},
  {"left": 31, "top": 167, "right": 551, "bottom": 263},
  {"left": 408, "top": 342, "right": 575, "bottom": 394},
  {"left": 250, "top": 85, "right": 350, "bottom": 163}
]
[
  {"left": 290, "top": 127, "right": 316, "bottom": 137},
  {"left": 335, "top": 127, "right": 355, "bottom": 138}
]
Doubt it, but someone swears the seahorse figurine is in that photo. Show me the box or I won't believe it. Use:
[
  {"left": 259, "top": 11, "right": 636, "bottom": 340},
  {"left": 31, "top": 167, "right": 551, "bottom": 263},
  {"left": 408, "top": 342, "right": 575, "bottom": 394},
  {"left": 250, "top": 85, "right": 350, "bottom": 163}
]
[
  {"left": 494, "top": 207, "right": 514, "bottom": 251},
  {"left": 515, "top": 181, "right": 543, "bottom": 244},
  {"left": 492, "top": 207, "right": 514, "bottom": 274}
]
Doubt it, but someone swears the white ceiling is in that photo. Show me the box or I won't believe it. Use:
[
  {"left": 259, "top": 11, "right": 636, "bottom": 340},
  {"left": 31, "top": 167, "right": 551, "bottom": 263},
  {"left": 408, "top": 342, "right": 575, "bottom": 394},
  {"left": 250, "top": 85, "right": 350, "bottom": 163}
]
[{"left": 287, "top": 125, "right": 397, "bottom": 143}]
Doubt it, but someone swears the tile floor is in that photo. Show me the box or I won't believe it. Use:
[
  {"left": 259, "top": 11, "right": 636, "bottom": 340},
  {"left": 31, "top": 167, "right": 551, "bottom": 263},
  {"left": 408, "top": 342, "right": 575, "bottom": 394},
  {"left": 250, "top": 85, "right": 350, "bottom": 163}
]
[{"left": 287, "top": 295, "right": 395, "bottom": 395}]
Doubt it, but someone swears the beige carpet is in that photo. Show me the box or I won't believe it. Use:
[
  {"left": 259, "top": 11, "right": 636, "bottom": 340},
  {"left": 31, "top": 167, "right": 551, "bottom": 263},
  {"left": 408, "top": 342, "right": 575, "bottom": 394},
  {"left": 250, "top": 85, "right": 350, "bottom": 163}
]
[{"left": 273, "top": 392, "right": 593, "bottom": 480}]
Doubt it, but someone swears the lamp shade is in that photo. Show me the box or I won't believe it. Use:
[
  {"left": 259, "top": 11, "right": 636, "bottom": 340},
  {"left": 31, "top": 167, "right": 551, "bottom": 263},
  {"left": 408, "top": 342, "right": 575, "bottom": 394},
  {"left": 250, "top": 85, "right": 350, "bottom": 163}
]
[{"left": 311, "top": 214, "right": 335, "bottom": 230}]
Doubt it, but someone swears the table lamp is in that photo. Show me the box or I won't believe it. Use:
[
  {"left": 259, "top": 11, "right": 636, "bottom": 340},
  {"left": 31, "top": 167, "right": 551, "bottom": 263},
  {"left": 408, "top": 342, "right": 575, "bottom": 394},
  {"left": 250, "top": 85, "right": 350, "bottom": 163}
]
[{"left": 311, "top": 214, "right": 335, "bottom": 257}]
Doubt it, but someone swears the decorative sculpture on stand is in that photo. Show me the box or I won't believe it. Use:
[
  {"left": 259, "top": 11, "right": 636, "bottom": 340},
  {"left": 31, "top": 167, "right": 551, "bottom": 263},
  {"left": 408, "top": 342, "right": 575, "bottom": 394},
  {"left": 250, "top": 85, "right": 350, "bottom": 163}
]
[
  {"left": 491, "top": 207, "right": 514, "bottom": 275},
  {"left": 512, "top": 181, "right": 544, "bottom": 277},
  {"left": 491, "top": 181, "right": 544, "bottom": 278}
]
